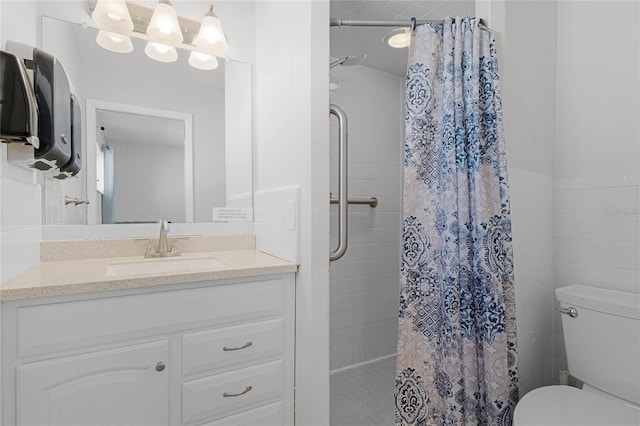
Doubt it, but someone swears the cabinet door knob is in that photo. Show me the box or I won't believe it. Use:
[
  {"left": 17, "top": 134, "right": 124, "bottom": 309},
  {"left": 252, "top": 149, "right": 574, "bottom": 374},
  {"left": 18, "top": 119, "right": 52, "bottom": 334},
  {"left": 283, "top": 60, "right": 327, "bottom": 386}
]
[
  {"left": 223, "top": 386, "right": 252, "bottom": 398},
  {"left": 223, "top": 341, "right": 252, "bottom": 352},
  {"left": 155, "top": 362, "right": 166, "bottom": 372}
]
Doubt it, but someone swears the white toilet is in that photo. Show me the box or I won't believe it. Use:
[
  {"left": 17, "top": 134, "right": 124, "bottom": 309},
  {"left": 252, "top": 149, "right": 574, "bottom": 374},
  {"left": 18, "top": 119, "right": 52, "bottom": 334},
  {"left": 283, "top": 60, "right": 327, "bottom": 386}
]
[{"left": 514, "top": 285, "right": 640, "bottom": 425}]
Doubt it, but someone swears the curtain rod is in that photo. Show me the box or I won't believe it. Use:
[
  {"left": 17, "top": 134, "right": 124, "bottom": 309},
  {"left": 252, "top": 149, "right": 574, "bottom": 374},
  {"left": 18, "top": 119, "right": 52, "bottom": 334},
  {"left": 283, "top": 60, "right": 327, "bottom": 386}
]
[
  {"left": 330, "top": 18, "right": 436, "bottom": 28},
  {"left": 330, "top": 18, "right": 485, "bottom": 28}
]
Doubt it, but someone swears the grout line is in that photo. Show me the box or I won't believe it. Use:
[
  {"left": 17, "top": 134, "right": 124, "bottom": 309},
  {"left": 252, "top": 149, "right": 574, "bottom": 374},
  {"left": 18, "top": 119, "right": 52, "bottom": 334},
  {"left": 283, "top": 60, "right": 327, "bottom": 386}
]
[{"left": 330, "top": 353, "right": 397, "bottom": 376}]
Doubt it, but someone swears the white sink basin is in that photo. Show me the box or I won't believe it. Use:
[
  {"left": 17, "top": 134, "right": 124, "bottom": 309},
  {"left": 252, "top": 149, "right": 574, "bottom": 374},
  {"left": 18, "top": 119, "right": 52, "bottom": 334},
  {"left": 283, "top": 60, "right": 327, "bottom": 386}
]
[{"left": 105, "top": 256, "right": 226, "bottom": 277}]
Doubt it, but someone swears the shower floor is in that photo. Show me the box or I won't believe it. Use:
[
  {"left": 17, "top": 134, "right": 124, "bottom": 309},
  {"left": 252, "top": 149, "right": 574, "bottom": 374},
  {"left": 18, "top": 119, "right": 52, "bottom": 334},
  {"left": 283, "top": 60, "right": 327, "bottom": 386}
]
[{"left": 330, "top": 356, "right": 396, "bottom": 426}]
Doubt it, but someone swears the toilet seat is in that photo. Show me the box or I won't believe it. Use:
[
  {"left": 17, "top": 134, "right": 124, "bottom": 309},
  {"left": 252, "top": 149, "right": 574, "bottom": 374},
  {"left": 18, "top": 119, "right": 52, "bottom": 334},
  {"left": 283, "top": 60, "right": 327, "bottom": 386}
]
[{"left": 513, "top": 385, "right": 640, "bottom": 426}]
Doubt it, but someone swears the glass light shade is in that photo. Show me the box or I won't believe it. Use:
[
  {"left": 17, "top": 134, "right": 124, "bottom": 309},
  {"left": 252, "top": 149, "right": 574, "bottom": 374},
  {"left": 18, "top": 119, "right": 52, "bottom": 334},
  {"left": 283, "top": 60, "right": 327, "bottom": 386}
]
[
  {"left": 188, "top": 51, "right": 219, "bottom": 70},
  {"left": 195, "top": 7, "right": 228, "bottom": 55},
  {"left": 92, "top": 0, "right": 134, "bottom": 33},
  {"left": 147, "top": 0, "right": 183, "bottom": 44},
  {"left": 144, "top": 41, "right": 178, "bottom": 62},
  {"left": 96, "top": 30, "right": 133, "bottom": 53},
  {"left": 384, "top": 28, "right": 411, "bottom": 48}
]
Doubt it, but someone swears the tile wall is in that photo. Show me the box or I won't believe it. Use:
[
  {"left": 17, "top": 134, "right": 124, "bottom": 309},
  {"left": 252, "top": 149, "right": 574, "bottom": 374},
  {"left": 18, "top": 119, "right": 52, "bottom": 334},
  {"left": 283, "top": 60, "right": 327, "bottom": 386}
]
[
  {"left": 552, "top": 174, "right": 640, "bottom": 379},
  {"left": 329, "top": 64, "right": 404, "bottom": 371},
  {"left": 551, "top": 1, "right": 640, "bottom": 384}
]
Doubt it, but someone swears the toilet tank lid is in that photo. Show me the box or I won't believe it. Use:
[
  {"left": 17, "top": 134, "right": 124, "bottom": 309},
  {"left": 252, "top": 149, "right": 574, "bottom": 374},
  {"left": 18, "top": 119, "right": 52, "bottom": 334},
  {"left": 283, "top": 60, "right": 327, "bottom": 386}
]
[
  {"left": 514, "top": 386, "right": 640, "bottom": 426},
  {"left": 556, "top": 285, "right": 640, "bottom": 320}
]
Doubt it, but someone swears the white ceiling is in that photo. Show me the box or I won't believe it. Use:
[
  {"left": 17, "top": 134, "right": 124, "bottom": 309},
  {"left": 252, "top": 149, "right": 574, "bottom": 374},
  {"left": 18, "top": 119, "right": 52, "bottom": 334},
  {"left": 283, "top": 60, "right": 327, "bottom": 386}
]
[
  {"left": 96, "top": 110, "right": 185, "bottom": 147},
  {"left": 330, "top": 0, "right": 476, "bottom": 76}
]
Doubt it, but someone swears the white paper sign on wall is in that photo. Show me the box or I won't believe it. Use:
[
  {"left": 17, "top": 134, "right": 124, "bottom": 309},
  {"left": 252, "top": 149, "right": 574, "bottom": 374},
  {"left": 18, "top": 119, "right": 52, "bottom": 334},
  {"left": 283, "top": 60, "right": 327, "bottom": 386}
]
[{"left": 212, "top": 207, "right": 253, "bottom": 222}]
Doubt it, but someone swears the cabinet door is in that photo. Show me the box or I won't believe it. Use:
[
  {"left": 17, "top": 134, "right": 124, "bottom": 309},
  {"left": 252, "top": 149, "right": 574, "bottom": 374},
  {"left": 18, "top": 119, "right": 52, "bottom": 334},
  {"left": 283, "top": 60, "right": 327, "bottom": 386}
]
[{"left": 17, "top": 341, "right": 169, "bottom": 426}]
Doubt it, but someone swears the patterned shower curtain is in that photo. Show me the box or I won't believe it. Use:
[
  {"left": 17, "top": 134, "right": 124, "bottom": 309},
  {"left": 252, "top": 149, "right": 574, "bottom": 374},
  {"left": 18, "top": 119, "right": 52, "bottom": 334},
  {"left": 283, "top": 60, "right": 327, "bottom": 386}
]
[{"left": 395, "top": 17, "right": 518, "bottom": 426}]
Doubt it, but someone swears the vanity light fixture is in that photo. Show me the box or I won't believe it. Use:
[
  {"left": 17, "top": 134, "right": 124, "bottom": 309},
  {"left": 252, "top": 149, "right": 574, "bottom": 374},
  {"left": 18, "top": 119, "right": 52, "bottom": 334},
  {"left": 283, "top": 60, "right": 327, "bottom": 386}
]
[
  {"left": 146, "top": 0, "right": 183, "bottom": 45},
  {"left": 96, "top": 30, "right": 134, "bottom": 53},
  {"left": 194, "top": 5, "right": 228, "bottom": 55},
  {"left": 383, "top": 28, "right": 411, "bottom": 48},
  {"left": 90, "top": 0, "right": 228, "bottom": 70},
  {"left": 91, "top": 0, "right": 134, "bottom": 33}
]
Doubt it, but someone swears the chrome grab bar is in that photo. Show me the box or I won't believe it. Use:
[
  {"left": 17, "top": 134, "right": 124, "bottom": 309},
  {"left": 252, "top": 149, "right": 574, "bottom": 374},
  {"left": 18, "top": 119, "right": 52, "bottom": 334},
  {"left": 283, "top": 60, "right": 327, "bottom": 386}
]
[
  {"left": 329, "top": 194, "right": 378, "bottom": 208},
  {"left": 330, "top": 104, "right": 348, "bottom": 261}
]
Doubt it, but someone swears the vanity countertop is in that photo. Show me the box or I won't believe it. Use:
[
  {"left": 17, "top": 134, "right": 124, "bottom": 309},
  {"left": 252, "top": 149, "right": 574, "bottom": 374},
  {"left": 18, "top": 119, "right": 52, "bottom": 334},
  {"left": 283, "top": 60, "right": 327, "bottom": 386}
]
[{"left": 1, "top": 250, "right": 297, "bottom": 302}]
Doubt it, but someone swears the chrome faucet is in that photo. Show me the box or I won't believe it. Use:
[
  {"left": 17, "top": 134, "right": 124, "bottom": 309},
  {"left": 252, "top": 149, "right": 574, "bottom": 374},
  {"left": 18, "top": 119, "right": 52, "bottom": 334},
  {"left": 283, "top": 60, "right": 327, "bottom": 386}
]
[
  {"left": 145, "top": 220, "right": 180, "bottom": 258},
  {"left": 158, "top": 220, "right": 170, "bottom": 254}
]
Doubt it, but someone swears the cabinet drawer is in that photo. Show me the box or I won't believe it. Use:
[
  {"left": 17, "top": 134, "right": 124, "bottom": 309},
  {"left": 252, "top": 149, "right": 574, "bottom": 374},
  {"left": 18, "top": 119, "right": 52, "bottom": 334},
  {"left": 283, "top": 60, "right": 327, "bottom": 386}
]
[
  {"left": 197, "top": 402, "right": 283, "bottom": 426},
  {"left": 16, "top": 279, "right": 284, "bottom": 358},
  {"left": 182, "top": 360, "right": 283, "bottom": 424},
  {"left": 183, "top": 319, "right": 283, "bottom": 376}
]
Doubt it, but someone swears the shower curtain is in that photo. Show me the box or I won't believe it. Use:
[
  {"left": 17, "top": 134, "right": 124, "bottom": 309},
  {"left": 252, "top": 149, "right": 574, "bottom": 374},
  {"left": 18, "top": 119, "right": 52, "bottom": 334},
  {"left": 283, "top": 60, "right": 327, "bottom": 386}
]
[{"left": 395, "top": 17, "right": 518, "bottom": 426}]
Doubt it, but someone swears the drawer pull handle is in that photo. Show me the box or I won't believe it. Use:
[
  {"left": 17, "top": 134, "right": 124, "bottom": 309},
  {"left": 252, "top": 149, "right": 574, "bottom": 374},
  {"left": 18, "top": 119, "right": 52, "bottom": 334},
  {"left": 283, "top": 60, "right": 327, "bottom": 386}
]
[
  {"left": 223, "top": 341, "right": 252, "bottom": 352},
  {"left": 223, "top": 386, "right": 252, "bottom": 398},
  {"left": 155, "top": 362, "right": 166, "bottom": 372}
]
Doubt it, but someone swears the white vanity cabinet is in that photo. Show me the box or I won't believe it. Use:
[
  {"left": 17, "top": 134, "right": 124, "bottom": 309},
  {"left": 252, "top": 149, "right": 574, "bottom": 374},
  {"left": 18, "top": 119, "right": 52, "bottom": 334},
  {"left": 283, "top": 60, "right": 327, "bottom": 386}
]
[{"left": 1, "top": 274, "right": 295, "bottom": 426}]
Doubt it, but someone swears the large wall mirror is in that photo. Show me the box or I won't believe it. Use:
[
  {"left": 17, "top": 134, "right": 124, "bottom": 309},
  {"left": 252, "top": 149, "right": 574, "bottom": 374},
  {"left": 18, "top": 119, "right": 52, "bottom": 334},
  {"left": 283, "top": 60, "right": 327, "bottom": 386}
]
[{"left": 40, "top": 15, "right": 253, "bottom": 225}]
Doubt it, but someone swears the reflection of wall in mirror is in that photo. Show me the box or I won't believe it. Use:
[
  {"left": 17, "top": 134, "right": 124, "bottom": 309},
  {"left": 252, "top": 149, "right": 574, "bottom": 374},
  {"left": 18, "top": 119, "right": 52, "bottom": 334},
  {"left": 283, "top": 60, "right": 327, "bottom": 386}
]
[
  {"left": 110, "top": 137, "right": 185, "bottom": 224},
  {"left": 41, "top": 15, "right": 86, "bottom": 225}
]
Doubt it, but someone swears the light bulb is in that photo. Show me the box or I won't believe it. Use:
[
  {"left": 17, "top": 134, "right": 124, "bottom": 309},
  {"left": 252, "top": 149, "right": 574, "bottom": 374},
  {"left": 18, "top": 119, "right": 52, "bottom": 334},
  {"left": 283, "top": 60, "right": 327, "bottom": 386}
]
[
  {"left": 106, "top": 13, "right": 123, "bottom": 21},
  {"left": 144, "top": 41, "right": 178, "bottom": 62},
  {"left": 188, "top": 51, "right": 219, "bottom": 70},
  {"left": 155, "top": 44, "right": 169, "bottom": 54}
]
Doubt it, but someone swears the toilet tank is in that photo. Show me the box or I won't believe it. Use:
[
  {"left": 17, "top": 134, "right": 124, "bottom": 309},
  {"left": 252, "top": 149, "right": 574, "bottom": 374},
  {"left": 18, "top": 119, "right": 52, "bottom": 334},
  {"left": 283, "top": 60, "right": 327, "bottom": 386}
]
[{"left": 556, "top": 285, "right": 640, "bottom": 405}]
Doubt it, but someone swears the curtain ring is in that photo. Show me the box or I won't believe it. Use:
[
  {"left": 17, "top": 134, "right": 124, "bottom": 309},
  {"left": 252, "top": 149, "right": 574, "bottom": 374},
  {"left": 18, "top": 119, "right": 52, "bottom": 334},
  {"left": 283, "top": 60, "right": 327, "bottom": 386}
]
[{"left": 410, "top": 17, "right": 417, "bottom": 31}]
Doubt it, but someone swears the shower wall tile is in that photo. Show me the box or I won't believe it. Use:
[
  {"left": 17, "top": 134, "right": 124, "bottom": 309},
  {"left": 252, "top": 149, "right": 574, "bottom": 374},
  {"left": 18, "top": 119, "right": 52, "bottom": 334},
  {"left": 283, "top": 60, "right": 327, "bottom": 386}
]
[
  {"left": 553, "top": 174, "right": 640, "bottom": 383},
  {"left": 329, "top": 64, "right": 404, "bottom": 371}
]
